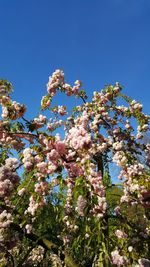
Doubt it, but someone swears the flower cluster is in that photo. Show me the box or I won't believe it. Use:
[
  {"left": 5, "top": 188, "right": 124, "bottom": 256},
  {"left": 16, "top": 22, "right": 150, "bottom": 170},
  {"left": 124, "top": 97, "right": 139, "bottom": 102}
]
[
  {"left": 0, "top": 121, "right": 24, "bottom": 150},
  {"left": 33, "top": 114, "right": 47, "bottom": 128},
  {"left": 0, "top": 210, "right": 13, "bottom": 228},
  {"left": 22, "top": 148, "right": 35, "bottom": 170},
  {"left": 87, "top": 167, "right": 107, "bottom": 218},
  {"left": 47, "top": 118, "right": 63, "bottom": 132},
  {"left": 0, "top": 158, "right": 19, "bottom": 198},
  {"left": 1, "top": 100, "right": 26, "bottom": 120},
  {"left": 66, "top": 124, "right": 91, "bottom": 150},
  {"left": 111, "top": 250, "right": 129, "bottom": 266},
  {"left": 41, "top": 70, "right": 83, "bottom": 110},
  {"left": 52, "top": 105, "right": 67, "bottom": 116},
  {"left": 115, "top": 229, "right": 128, "bottom": 239},
  {"left": 63, "top": 79, "right": 82, "bottom": 96},
  {"left": 27, "top": 246, "right": 44, "bottom": 265},
  {"left": 47, "top": 69, "right": 64, "bottom": 95},
  {"left": 26, "top": 195, "right": 46, "bottom": 216},
  {"left": 76, "top": 195, "right": 87, "bottom": 216}
]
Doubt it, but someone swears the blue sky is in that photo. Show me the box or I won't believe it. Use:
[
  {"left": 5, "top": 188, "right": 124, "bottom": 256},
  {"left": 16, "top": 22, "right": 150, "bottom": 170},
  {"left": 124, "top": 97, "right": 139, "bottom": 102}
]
[{"left": 0, "top": 0, "right": 150, "bottom": 118}]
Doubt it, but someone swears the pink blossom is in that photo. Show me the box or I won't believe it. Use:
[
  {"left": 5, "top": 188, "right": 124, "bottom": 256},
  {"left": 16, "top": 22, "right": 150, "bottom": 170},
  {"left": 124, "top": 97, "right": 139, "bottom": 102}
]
[
  {"left": 18, "top": 187, "right": 26, "bottom": 196},
  {"left": 111, "top": 250, "right": 129, "bottom": 266},
  {"left": 55, "top": 141, "right": 66, "bottom": 155},
  {"left": 25, "top": 224, "right": 32, "bottom": 234},
  {"left": 115, "top": 229, "right": 128, "bottom": 239},
  {"left": 76, "top": 195, "right": 87, "bottom": 216},
  {"left": 36, "top": 162, "right": 48, "bottom": 173}
]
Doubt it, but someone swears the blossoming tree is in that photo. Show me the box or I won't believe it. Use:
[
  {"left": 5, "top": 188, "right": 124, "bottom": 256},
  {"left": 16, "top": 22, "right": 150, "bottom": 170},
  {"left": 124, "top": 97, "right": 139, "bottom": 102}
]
[{"left": 0, "top": 70, "right": 150, "bottom": 267}]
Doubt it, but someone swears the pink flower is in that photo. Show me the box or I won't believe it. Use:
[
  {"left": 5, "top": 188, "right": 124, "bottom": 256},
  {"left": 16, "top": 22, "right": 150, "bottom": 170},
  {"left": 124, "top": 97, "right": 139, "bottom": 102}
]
[
  {"left": 76, "top": 195, "right": 87, "bottom": 216},
  {"left": 25, "top": 224, "right": 32, "bottom": 234},
  {"left": 55, "top": 141, "right": 66, "bottom": 155},
  {"left": 111, "top": 250, "right": 129, "bottom": 266},
  {"left": 47, "top": 149, "right": 59, "bottom": 161},
  {"left": 115, "top": 230, "right": 128, "bottom": 239},
  {"left": 18, "top": 188, "right": 26, "bottom": 196},
  {"left": 37, "top": 162, "right": 48, "bottom": 173},
  {"left": 66, "top": 125, "right": 91, "bottom": 150}
]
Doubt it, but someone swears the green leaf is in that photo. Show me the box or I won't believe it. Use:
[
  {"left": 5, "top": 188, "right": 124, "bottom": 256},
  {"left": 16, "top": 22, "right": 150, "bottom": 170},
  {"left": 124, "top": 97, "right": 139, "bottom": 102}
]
[{"left": 42, "top": 238, "right": 56, "bottom": 249}]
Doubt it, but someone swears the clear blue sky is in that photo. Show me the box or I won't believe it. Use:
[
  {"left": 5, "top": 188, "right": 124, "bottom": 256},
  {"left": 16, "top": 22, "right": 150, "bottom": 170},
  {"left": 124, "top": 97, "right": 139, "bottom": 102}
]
[{"left": 0, "top": 0, "right": 150, "bottom": 118}]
